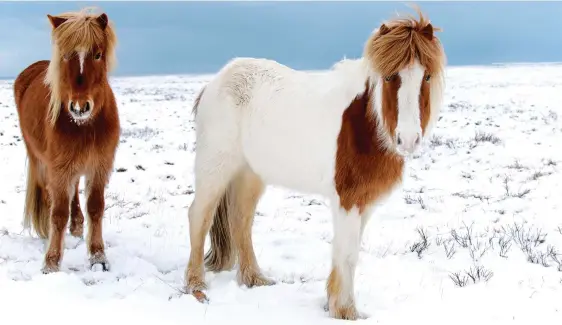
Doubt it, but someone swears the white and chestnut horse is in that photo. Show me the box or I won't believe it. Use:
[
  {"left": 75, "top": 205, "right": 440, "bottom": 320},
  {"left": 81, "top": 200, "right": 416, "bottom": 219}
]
[{"left": 185, "top": 10, "right": 446, "bottom": 320}]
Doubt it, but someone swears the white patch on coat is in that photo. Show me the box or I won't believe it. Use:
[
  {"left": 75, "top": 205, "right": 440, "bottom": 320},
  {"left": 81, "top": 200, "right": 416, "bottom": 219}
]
[{"left": 330, "top": 206, "right": 362, "bottom": 307}]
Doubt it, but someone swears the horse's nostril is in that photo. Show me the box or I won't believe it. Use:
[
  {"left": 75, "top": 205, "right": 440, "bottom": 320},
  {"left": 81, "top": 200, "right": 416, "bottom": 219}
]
[
  {"left": 84, "top": 102, "right": 91, "bottom": 112},
  {"left": 69, "top": 102, "right": 75, "bottom": 112},
  {"left": 397, "top": 135, "right": 403, "bottom": 146},
  {"left": 415, "top": 135, "right": 421, "bottom": 145}
]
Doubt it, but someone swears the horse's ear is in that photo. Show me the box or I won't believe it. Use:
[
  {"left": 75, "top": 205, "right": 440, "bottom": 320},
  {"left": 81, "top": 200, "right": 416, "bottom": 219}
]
[
  {"left": 420, "top": 23, "right": 434, "bottom": 41},
  {"left": 96, "top": 13, "right": 109, "bottom": 30},
  {"left": 47, "top": 14, "right": 67, "bottom": 29},
  {"left": 378, "top": 23, "right": 391, "bottom": 36}
]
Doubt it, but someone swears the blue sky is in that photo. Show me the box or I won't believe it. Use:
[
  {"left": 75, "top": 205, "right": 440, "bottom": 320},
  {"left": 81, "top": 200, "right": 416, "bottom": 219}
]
[{"left": 1, "top": 1, "right": 561, "bottom": 78}]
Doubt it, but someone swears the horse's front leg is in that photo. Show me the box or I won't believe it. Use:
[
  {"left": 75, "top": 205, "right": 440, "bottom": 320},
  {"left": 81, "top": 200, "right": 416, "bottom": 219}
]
[
  {"left": 42, "top": 174, "right": 73, "bottom": 273},
  {"left": 85, "top": 171, "right": 110, "bottom": 271},
  {"left": 326, "top": 205, "right": 364, "bottom": 320}
]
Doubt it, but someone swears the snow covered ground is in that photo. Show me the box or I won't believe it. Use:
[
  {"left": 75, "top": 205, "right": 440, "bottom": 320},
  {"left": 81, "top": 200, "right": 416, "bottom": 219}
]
[{"left": 1, "top": 63, "right": 561, "bottom": 324}]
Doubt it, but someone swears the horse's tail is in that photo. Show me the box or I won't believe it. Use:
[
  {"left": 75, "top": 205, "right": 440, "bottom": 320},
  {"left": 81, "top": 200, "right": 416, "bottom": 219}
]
[
  {"left": 192, "top": 85, "right": 206, "bottom": 117},
  {"left": 201, "top": 170, "right": 247, "bottom": 272},
  {"left": 203, "top": 167, "right": 265, "bottom": 272},
  {"left": 203, "top": 182, "right": 236, "bottom": 271},
  {"left": 23, "top": 159, "right": 50, "bottom": 239}
]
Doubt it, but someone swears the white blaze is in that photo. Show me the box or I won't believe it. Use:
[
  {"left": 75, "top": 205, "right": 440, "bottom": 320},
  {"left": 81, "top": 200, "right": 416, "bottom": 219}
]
[
  {"left": 395, "top": 59, "right": 425, "bottom": 155},
  {"left": 79, "top": 51, "right": 86, "bottom": 74}
]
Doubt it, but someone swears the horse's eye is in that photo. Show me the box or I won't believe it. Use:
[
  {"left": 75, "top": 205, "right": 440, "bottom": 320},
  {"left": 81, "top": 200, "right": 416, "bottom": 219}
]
[
  {"left": 425, "top": 75, "right": 431, "bottom": 82},
  {"left": 94, "top": 53, "right": 102, "bottom": 61},
  {"left": 385, "top": 74, "right": 394, "bottom": 82}
]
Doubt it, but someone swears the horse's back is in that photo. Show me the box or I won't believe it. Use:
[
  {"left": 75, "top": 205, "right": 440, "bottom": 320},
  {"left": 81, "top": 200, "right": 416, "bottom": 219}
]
[
  {"left": 13, "top": 60, "right": 50, "bottom": 158},
  {"left": 221, "top": 57, "right": 294, "bottom": 76},
  {"left": 214, "top": 57, "right": 299, "bottom": 103},
  {"left": 14, "top": 60, "right": 49, "bottom": 110}
]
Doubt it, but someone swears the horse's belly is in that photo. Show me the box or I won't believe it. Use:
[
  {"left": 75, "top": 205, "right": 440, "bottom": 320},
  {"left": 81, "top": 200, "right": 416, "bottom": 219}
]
[
  {"left": 241, "top": 112, "right": 339, "bottom": 197},
  {"left": 244, "top": 144, "right": 334, "bottom": 195}
]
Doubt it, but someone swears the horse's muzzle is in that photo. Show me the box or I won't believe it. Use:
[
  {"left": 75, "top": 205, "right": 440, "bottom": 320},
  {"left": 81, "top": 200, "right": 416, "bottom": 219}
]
[{"left": 68, "top": 99, "right": 94, "bottom": 120}]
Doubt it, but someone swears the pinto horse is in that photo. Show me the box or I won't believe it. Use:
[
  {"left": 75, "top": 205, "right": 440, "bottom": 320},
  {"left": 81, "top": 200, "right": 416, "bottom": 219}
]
[
  {"left": 13, "top": 8, "right": 120, "bottom": 273},
  {"left": 185, "top": 9, "right": 446, "bottom": 320}
]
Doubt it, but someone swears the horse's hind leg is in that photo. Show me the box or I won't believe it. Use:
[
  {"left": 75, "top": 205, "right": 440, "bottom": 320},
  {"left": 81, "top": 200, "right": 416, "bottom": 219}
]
[
  {"left": 231, "top": 167, "right": 275, "bottom": 287},
  {"left": 69, "top": 180, "right": 84, "bottom": 238},
  {"left": 186, "top": 149, "right": 242, "bottom": 301}
]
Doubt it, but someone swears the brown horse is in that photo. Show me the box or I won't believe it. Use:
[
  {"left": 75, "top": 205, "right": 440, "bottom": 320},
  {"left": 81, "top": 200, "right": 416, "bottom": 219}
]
[{"left": 13, "top": 8, "right": 120, "bottom": 273}]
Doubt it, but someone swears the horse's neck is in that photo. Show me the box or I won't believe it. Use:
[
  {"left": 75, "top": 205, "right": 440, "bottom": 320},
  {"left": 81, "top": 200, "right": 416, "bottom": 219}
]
[{"left": 328, "top": 58, "right": 379, "bottom": 105}]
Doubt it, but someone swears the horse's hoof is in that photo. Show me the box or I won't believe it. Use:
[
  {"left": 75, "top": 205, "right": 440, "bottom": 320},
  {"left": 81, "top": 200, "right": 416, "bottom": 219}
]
[
  {"left": 89, "top": 252, "right": 110, "bottom": 272},
  {"left": 239, "top": 271, "right": 276, "bottom": 288},
  {"left": 186, "top": 275, "right": 209, "bottom": 303},
  {"left": 192, "top": 290, "right": 209, "bottom": 304},
  {"left": 41, "top": 264, "right": 59, "bottom": 274},
  {"left": 69, "top": 226, "right": 84, "bottom": 239},
  {"left": 90, "top": 261, "right": 110, "bottom": 272},
  {"left": 329, "top": 304, "right": 363, "bottom": 321}
]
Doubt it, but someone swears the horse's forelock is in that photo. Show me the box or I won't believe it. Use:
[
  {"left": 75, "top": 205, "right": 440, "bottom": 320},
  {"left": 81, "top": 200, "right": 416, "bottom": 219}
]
[{"left": 363, "top": 7, "right": 445, "bottom": 79}]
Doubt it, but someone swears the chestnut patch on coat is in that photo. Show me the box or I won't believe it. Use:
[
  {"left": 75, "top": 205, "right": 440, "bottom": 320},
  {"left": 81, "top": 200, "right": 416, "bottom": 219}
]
[
  {"left": 420, "top": 73, "right": 432, "bottom": 134},
  {"left": 381, "top": 74, "right": 400, "bottom": 137},
  {"left": 335, "top": 81, "right": 404, "bottom": 213}
]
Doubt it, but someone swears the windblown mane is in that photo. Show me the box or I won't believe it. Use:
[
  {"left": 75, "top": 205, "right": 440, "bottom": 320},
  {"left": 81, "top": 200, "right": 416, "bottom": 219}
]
[
  {"left": 363, "top": 7, "right": 446, "bottom": 80},
  {"left": 44, "top": 7, "right": 117, "bottom": 125}
]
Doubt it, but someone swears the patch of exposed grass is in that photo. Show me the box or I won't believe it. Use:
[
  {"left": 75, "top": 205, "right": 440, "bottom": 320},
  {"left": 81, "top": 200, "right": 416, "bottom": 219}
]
[{"left": 473, "top": 131, "right": 502, "bottom": 145}]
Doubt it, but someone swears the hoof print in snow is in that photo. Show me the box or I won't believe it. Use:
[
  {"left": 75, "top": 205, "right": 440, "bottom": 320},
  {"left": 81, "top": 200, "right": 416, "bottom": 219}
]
[
  {"left": 136, "top": 165, "right": 146, "bottom": 171},
  {"left": 82, "top": 278, "right": 101, "bottom": 286},
  {"left": 116, "top": 167, "right": 127, "bottom": 172}
]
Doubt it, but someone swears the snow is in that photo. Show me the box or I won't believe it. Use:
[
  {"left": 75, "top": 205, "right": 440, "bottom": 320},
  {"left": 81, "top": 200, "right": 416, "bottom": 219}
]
[{"left": 1, "top": 63, "right": 562, "bottom": 324}]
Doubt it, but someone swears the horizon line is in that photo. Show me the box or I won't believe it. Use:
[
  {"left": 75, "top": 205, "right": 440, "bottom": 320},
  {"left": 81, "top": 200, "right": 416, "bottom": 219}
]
[{"left": 2, "top": 60, "right": 562, "bottom": 81}]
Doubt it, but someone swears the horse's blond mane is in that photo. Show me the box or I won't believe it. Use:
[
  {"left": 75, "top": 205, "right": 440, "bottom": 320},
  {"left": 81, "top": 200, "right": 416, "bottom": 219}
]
[
  {"left": 364, "top": 6, "right": 446, "bottom": 79},
  {"left": 44, "top": 7, "right": 117, "bottom": 125}
]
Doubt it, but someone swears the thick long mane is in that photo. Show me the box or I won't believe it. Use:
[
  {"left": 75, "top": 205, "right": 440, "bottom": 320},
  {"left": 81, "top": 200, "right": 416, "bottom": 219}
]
[
  {"left": 364, "top": 7, "right": 446, "bottom": 80},
  {"left": 44, "top": 7, "right": 117, "bottom": 124}
]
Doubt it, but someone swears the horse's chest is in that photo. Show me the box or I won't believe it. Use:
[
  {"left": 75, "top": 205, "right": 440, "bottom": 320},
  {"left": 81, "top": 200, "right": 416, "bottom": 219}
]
[
  {"left": 50, "top": 134, "right": 102, "bottom": 164},
  {"left": 335, "top": 153, "right": 404, "bottom": 213}
]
